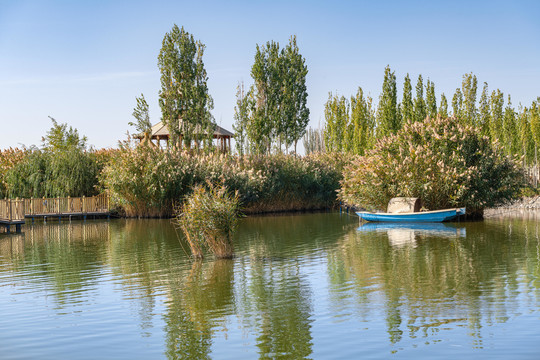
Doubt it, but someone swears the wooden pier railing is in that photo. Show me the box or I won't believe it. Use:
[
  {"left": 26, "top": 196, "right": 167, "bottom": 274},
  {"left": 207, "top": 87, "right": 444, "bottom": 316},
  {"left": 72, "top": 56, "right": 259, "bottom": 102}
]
[
  {"left": 0, "top": 193, "right": 109, "bottom": 223},
  {"left": 0, "top": 199, "right": 25, "bottom": 222}
]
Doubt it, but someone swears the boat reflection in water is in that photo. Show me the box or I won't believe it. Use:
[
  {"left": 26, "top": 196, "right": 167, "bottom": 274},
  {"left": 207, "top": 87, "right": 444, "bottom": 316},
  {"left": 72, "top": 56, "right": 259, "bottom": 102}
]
[{"left": 358, "top": 222, "right": 466, "bottom": 247}]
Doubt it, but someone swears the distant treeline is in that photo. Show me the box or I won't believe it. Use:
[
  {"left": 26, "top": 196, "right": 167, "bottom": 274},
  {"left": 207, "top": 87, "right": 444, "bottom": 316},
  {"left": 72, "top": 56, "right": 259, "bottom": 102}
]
[{"left": 304, "top": 66, "right": 540, "bottom": 166}]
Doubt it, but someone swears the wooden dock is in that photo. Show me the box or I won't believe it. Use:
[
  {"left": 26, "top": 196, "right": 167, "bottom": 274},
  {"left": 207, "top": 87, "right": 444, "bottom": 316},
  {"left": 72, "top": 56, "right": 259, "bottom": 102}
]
[{"left": 0, "top": 194, "right": 109, "bottom": 233}]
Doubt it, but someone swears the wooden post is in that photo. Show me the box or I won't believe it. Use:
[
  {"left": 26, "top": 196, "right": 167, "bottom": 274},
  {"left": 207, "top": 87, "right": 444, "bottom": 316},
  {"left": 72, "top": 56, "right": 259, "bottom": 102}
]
[
  {"left": 43, "top": 196, "right": 46, "bottom": 214},
  {"left": 30, "top": 197, "right": 33, "bottom": 216},
  {"left": 8, "top": 199, "right": 12, "bottom": 222},
  {"left": 67, "top": 196, "right": 70, "bottom": 212},
  {"left": 57, "top": 196, "right": 60, "bottom": 214},
  {"left": 82, "top": 196, "right": 86, "bottom": 214}
]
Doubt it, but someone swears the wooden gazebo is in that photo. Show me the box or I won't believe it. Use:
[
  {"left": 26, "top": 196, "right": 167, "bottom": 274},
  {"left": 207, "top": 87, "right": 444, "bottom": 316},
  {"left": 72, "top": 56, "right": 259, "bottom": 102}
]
[{"left": 138, "top": 121, "right": 233, "bottom": 152}]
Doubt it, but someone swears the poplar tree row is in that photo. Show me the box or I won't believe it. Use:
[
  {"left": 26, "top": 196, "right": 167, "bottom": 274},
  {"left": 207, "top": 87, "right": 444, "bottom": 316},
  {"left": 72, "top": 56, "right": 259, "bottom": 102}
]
[
  {"left": 320, "top": 65, "right": 540, "bottom": 166},
  {"left": 233, "top": 36, "right": 309, "bottom": 155}
]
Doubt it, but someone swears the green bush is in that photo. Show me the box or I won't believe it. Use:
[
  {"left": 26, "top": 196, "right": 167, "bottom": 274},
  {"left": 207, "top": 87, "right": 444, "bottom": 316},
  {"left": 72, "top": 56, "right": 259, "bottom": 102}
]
[
  {"left": 339, "top": 116, "right": 524, "bottom": 214},
  {"left": 100, "top": 142, "right": 345, "bottom": 217},
  {"left": 173, "top": 183, "right": 241, "bottom": 259},
  {"left": 4, "top": 147, "right": 101, "bottom": 198}
]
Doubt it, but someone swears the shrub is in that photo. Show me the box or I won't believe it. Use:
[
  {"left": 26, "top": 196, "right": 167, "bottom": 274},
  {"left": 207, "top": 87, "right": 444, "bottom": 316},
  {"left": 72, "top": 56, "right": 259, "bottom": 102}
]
[
  {"left": 173, "top": 183, "right": 241, "bottom": 259},
  {"left": 339, "top": 116, "right": 524, "bottom": 214},
  {"left": 101, "top": 140, "right": 345, "bottom": 217},
  {"left": 0, "top": 148, "right": 28, "bottom": 198},
  {"left": 4, "top": 147, "right": 101, "bottom": 198}
]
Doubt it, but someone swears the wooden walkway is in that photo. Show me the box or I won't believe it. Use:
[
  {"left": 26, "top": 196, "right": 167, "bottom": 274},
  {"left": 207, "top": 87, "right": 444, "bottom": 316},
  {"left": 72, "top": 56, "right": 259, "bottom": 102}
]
[{"left": 0, "top": 194, "right": 109, "bottom": 233}]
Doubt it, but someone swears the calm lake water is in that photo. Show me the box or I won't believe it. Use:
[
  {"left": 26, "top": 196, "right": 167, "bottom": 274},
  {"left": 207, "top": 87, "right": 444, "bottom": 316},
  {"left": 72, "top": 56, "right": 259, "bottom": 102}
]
[{"left": 0, "top": 212, "right": 539, "bottom": 359}]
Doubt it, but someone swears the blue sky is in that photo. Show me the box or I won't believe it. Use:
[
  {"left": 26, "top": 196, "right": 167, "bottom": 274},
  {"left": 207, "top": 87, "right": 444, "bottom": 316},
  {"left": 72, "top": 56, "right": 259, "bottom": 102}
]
[{"left": 1, "top": 0, "right": 539, "bottom": 149}]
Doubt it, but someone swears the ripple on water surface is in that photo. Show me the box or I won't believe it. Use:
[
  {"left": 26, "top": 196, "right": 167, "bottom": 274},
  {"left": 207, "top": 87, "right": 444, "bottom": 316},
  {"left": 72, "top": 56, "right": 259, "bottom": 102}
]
[{"left": 1, "top": 215, "right": 540, "bottom": 359}]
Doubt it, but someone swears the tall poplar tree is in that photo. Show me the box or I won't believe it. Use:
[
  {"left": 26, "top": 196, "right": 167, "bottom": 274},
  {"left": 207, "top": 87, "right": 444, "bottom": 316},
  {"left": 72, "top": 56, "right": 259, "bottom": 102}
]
[
  {"left": 439, "top": 93, "right": 449, "bottom": 118},
  {"left": 478, "top": 82, "right": 490, "bottom": 137},
  {"left": 461, "top": 73, "right": 478, "bottom": 126},
  {"left": 250, "top": 41, "right": 280, "bottom": 154},
  {"left": 232, "top": 81, "right": 252, "bottom": 156},
  {"left": 249, "top": 36, "right": 310, "bottom": 154},
  {"left": 376, "top": 65, "right": 399, "bottom": 136},
  {"left": 530, "top": 100, "right": 540, "bottom": 166},
  {"left": 158, "top": 25, "right": 214, "bottom": 148},
  {"left": 452, "top": 88, "right": 463, "bottom": 120},
  {"left": 425, "top": 79, "right": 437, "bottom": 119},
  {"left": 518, "top": 107, "right": 535, "bottom": 163},
  {"left": 489, "top": 89, "right": 505, "bottom": 141},
  {"left": 503, "top": 95, "right": 518, "bottom": 155},
  {"left": 401, "top": 74, "right": 414, "bottom": 123},
  {"left": 413, "top": 75, "right": 426, "bottom": 122},
  {"left": 324, "top": 93, "right": 349, "bottom": 152},
  {"left": 349, "top": 87, "right": 375, "bottom": 155},
  {"left": 280, "top": 36, "right": 310, "bottom": 153}
]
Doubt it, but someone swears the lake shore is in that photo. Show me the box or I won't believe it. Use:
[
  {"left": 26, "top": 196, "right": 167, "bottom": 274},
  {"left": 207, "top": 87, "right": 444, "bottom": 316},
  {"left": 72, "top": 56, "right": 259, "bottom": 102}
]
[{"left": 484, "top": 196, "right": 540, "bottom": 218}]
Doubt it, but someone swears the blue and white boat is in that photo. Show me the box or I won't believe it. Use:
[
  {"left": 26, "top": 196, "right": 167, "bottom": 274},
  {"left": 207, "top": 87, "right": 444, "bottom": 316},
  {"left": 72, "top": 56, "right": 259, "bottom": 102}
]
[{"left": 356, "top": 207, "right": 466, "bottom": 223}]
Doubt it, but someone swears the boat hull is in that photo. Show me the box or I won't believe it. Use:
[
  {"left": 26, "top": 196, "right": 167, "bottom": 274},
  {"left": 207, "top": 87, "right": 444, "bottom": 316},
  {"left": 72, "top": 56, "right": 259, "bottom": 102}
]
[{"left": 356, "top": 208, "right": 465, "bottom": 223}]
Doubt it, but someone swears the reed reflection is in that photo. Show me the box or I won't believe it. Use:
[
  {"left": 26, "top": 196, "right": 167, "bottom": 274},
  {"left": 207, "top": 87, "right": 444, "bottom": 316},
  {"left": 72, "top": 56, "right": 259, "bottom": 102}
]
[
  {"left": 330, "top": 220, "right": 540, "bottom": 348},
  {"left": 163, "top": 259, "right": 234, "bottom": 360},
  {"left": 235, "top": 257, "right": 313, "bottom": 359}
]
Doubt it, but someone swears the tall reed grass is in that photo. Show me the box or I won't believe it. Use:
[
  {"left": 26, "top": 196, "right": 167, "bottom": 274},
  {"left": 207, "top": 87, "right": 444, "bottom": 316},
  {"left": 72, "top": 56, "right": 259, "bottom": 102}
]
[
  {"left": 101, "top": 142, "right": 345, "bottom": 217},
  {"left": 173, "top": 183, "right": 241, "bottom": 259}
]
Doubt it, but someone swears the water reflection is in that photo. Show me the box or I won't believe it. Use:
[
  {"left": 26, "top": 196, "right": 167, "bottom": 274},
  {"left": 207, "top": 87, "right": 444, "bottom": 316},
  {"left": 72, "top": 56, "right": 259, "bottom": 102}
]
[
  {"left": 358, "top": 222, "right": 466, "bottom": 247},
  {"left": 331, "top": 219, "right": 540, "bottom": 349},
  {"left": 1, "top": 214, "right": 539, "bottom": 358},
  {"left": 164, "top": 259, "right": 235, "bottom": 360},
  {"left": 235, "top": 257, "right": 314, "bottom": 359},
  {"left": 0, "top": 221, "right": 110, "bottom": 307}
]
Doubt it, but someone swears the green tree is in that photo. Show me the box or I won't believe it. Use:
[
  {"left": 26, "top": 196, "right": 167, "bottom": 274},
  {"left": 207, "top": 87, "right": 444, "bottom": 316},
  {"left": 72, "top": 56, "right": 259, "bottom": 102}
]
[
  {"left": 401, "top": 74, "right": 414, "bottom": 122},
  {"left": 42, "top": 116, "right": 88, "bottom": 151},
  {"left": 503, "top": 95, "right": 518, "bottom": 155},
  {"left": 349, "top": 87, "right": 375, "bottom": 155},
  {"left": 439, "top": 93, "right": 449, "bottom": 118},
  {"left": 425, "top": 79, "right": 437, "bottom": 119},
  {"left": 324, "top": 93, "right": 349, "bottom": 152},
  {"left": 478, "top": 83, "right": 490, "bottom": 137},
  {"left": 280, "top": 36, "right": 310, "bottom": 153},
  {"left": 518, "top": 106, "right": 535, "bottom": 163},
  {"left": 489, "top": 89, "right": 505, "bottom": 141},
  {"left": 530, "top": 100, "right": 540, "bottom": 168},
  {"left": 461, "top": 73, "right": 478, "bottom": 126},
  {"left": 129, "top": 94, "right": 152, "bottom": 143},
  {"left": 413, "top": 74, "right": 426, "bottom": 122},
  {"left": 250, "top": 41, "right": 281, "bottom": 154},
  {"left": 232, "top": 82, "right": 252, "bottom": 156},
  {"left": 452, "top": 88, "right": 463, "bottom": 120},
  {"left": 158, "top": 25, "right": 214, "bottom": 149},
  {"left": 376, "top": 65, "right": 399, "bottom": 136}
]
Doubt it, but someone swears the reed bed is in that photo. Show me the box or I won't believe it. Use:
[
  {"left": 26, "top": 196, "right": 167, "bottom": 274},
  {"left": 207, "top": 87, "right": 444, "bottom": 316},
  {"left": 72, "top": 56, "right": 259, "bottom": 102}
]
[
  {"left": 101, "top": 144, "right": 345, "bottom": 218},
  {"left": 173, "top": 183, "right": 241, "bottom": 259}
]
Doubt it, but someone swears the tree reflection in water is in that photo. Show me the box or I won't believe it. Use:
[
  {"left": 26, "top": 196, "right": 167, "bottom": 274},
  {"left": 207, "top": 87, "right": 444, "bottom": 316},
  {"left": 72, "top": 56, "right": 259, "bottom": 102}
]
[
  {"left": 163, "top": 259, "right": 234, "bottom": 359},
  {"left": 235, "top": 256, "right": 313, "bottom": 359},
  {"left": 329, "top": 220, "right": 540, "bottom": 349}
]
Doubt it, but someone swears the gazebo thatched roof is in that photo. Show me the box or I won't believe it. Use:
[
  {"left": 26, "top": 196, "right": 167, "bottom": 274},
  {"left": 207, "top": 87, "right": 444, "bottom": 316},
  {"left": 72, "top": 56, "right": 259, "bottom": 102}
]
[{"left": 145, "top": 121, "right": 234, "bottom": 140}]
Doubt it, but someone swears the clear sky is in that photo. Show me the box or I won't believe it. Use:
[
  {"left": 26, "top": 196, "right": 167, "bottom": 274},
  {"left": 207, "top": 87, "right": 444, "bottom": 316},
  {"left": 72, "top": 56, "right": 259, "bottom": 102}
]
[{"left": 1, "top": 0, "right": 539, "bottom": 150}]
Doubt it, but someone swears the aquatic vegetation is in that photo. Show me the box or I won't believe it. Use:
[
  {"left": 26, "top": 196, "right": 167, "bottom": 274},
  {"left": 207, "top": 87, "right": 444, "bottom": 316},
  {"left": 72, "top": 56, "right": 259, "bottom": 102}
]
[
  {"left": 339, "top": 116, "right": 524, "bottom": 215},
  {"left": 173, "top": 183, "right": 241, "bottom": 259}
]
